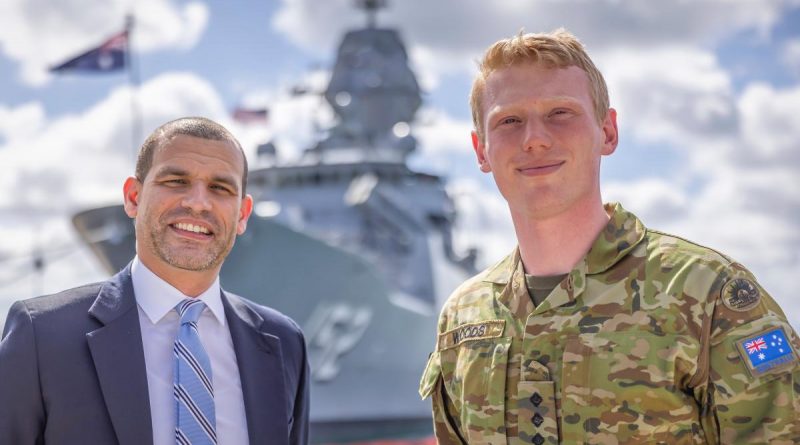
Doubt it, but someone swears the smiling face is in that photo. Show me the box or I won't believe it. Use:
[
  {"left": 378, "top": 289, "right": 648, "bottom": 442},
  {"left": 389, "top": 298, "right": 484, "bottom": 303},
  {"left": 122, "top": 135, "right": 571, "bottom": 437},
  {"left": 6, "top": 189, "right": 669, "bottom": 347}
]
[
  {"left": 123, "top": 134, "right": 253, "bottom": 279},
  {"left": 472, "top": 62, "right": 618, "bottom": 219}
]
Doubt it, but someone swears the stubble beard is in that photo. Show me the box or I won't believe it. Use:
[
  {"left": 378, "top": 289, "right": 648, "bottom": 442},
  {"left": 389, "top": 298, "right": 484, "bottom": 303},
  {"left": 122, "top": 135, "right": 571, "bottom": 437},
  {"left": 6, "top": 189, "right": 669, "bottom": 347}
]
[{"left": 144, "top": 212, "right": 235, "bottom": 272}]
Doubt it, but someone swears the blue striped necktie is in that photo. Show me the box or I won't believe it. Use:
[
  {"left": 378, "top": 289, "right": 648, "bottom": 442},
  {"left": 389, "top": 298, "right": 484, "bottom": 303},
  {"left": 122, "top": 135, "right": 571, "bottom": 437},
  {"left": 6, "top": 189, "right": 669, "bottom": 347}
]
[{"left": 174, "top": 299, "right": 217, "bottom": 444}]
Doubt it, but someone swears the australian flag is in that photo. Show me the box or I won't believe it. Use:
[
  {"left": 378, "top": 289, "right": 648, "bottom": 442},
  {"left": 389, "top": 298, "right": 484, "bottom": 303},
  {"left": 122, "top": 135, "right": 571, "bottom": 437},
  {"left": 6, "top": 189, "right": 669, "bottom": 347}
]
[
  {"left": 50, "top": 30, "right": 128, "bottom": 73},
  {"left": 740, "top": 328, "right": 796, "bottom": 376}
]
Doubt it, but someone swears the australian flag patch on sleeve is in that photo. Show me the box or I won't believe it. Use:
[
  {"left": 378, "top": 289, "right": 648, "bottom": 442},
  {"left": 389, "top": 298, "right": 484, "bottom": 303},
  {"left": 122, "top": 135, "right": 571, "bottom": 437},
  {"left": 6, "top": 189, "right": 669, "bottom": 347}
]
[{"left": 736, "top": 327, "right": 798, "bottom": 378}]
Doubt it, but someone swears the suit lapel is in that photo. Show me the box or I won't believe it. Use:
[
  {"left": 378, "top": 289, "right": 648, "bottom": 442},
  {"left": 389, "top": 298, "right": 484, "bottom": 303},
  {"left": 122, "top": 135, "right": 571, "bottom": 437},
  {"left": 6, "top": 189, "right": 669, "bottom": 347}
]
[
  {"left": 223, "top": 292, "right": 289, "bottom": 445},
  {"left": 86, "top": 265, "right": 153, "bottom": 445}
]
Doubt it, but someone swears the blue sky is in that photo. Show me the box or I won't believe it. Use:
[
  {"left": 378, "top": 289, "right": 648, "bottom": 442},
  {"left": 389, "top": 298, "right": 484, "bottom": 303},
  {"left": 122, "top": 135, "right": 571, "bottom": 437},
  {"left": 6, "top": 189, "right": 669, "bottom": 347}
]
[{"left": 0, "top": 0, "right": 798, "bottom": 330}]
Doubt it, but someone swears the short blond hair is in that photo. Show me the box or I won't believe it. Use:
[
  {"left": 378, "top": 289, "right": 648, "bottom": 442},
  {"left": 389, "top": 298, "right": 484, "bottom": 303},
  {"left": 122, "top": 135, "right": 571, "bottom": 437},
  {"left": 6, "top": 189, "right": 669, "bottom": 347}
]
[{"left": 469, "top": 29, "right": 609, "bottom": 141}]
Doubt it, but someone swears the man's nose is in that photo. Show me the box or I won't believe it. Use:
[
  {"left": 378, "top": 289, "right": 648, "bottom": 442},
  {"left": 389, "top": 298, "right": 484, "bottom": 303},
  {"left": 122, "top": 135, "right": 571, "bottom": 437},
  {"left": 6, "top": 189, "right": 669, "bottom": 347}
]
[
  {"left": 522, "top": 118, "right": 552, "bottom": 152},
  {"left": 181, "top": 183, "right": 212, "bottom": 212}
]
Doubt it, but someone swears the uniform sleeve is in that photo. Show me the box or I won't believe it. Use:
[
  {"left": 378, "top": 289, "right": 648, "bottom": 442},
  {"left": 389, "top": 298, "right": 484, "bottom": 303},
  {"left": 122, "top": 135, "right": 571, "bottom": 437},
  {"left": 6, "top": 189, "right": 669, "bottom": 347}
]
[
  {"left": 419, "top": 351, "right": 466, "bottom": 444},
  {"left": 0, "top": 301, "right": 46, "bottom": 444},
  {"left": 701, "top": 266, "right": 800, "bottom": 443}
]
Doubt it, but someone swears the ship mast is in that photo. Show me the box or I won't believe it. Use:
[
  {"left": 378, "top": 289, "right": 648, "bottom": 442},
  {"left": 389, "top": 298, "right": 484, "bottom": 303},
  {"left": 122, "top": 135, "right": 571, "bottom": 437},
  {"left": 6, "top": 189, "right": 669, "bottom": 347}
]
[
  {"left": 310, "top": 0, "right": 421, "bottom": 163},
  {"left": 356, "top": 0, "right": 386, "bottom": 28}
]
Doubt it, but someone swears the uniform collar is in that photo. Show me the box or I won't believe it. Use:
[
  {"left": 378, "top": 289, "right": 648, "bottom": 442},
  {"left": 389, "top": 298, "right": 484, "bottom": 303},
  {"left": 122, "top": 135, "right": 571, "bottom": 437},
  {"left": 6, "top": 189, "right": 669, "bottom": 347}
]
[
  {"left": 483, "top": 202, "right": 645, "bottom": 284},
  {"left": 484, "top": 203, "right": 647, "bottom": 315},
  {"left": 131, "top": 256, "right": 225, "bottom": 326},
  {"left": 585, "top": 202, "right": 647, "bottom": 275},
  {"left": 482, "top": 249, "right": 519, "bottom": 285}
]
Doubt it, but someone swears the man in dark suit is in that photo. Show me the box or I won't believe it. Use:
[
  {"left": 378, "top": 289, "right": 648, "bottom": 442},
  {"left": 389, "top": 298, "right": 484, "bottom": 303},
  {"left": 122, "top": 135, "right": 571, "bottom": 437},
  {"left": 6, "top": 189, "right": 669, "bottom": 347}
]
[{"left": 0, "top": 117, "right": 309, "bottom": 445}]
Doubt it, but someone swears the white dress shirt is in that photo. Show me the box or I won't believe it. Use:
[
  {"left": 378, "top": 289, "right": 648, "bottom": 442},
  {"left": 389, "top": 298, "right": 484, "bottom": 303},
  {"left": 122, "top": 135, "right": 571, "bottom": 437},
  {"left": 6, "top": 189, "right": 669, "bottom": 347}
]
[{"left": 132, "top": 256, "right": 249, "bottom": 445}]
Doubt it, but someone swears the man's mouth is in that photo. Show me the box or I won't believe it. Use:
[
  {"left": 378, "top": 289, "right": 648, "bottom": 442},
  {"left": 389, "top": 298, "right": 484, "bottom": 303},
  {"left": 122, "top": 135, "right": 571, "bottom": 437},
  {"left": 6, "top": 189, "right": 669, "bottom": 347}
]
[
  {"left": 170, "top": 222, "right": 214, "bottom": 237},
  {"left": 518, "top": 161, "right": 565, "bottom": 176}
]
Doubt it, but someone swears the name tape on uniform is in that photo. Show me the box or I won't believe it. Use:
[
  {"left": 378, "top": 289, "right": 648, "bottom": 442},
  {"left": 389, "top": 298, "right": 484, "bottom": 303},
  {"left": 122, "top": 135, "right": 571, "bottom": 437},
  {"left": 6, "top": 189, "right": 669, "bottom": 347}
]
[
  {"left": 438, "top": 320, "right": 505, "bottom": 350},
  {"left": 736, "top": 327, "right": 798, "bottom": 378}
]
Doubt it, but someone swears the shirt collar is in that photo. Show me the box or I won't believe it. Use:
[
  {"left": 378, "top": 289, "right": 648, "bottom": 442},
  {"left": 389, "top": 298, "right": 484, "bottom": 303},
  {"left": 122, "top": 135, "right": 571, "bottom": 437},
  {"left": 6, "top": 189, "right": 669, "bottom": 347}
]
[{"left": 131, "top": 256, "right": 226, "bottom": 326}]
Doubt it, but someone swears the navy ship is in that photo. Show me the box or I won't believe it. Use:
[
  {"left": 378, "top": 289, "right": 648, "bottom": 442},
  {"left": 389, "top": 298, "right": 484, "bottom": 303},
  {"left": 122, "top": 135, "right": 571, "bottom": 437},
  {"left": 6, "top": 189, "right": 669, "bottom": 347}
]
[{"left": 72, "top": 1, "right": 477, "bottom": 442}]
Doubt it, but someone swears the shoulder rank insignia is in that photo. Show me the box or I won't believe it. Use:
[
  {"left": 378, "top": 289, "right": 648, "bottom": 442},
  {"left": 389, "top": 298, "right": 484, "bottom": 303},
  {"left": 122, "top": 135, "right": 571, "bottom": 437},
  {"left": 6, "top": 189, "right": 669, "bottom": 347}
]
[
  {"left": 438, "top": 320, "right": 505, "bottom": 351},
  {"left": 736, "top": 327, "right": 798, "bottom": 378},
  {"left": 721, "top": 277, "right": 761, "bottom": 312}
]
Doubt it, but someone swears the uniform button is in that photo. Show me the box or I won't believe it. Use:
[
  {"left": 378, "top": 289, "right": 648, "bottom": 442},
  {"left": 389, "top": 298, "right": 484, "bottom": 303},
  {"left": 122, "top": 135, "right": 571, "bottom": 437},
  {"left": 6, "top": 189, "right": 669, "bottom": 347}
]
[
  {"left": 532, "top": 433, "right": 544, "bottom": 445},
  {"left": 530, "top": 392, "right": 542, "bottom": 406},
  {"left": 532, "top": 413, "right": 543, "bottom": 427}
]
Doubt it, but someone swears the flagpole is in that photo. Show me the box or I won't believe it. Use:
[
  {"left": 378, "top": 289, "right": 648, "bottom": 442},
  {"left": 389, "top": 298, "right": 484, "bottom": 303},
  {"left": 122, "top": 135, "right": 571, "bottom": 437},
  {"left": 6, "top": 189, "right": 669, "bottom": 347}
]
[{"left": 125, "top": 14, "right": 143, "bottom": 162}]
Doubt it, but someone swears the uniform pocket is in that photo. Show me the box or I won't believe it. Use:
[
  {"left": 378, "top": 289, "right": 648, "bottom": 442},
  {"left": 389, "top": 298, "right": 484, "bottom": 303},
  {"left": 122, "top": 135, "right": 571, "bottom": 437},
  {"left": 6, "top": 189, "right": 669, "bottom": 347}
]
[
  {"left": 560, "top": 333, "right": 702, "bottom": 444},
  {"left": 419, "top": 351, "right": 441, "bottom": 399},
  {"left": 420, "top": 351, "right": 467, "bottom": 444},
  {"left": 440, "top": 337, "right": 511, "bottom": 445}
]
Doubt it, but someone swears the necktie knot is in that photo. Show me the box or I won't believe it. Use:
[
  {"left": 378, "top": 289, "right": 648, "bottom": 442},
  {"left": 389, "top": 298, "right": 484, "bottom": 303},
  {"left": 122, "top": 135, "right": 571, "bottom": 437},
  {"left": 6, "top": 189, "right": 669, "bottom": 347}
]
[{"left": 176, "top": 299, "right": 206, "bottom": 325}]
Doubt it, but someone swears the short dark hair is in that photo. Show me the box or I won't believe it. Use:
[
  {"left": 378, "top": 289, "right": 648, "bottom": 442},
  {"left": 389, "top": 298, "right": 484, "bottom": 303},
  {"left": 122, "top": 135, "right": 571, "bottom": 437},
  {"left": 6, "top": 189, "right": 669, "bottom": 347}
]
[{"left": 135, "top": 117, "right": 249, "bottom": 196}]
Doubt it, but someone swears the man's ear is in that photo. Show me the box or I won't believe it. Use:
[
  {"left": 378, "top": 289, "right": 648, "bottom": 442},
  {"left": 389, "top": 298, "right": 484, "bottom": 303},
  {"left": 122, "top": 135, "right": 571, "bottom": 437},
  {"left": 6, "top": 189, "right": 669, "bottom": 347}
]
[
  {"left": 600, "top": 108, "right": 619, "bottom": 156},
  {"left": 236, "top": 194, "right": 254, "bottom": 235},
  {"left": 123, "top": 177, "right": 142, "bottom": 218},
  {"left": 472, "top": 131, "right": 491, "bottom": 173}
]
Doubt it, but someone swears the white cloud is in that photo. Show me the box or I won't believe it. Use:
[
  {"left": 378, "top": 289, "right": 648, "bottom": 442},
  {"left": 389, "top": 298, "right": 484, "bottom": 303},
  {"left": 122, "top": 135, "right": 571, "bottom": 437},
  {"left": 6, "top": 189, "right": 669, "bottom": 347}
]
[
  {"left": 273, "top": 0, "right": 793, "bottom": 87},
  {"left": 600, "top": 46, "right": 737, "bottom": 149},
  {"left": 671, "top": 84, "right": 800, "bottom": 253},
  {"left": 782, "top": 38, "right": 800, "bottom": 74},
  {"left": 738, "top": 83, "right": 800, "bottom": 166},
  {"left": 134, "top": 1, "right": 208, "bottom": 50},
  {"left": 0, "top": 72, "right": 226, "bottom": 209},
  {"left": 0, "top": 102, "right": 46, "bottom": 143},
  {"left": 0, "top": 0, "right": 209, "bottom": 86},
  {"left": 406, "top": 45, "right": 474, "bottom": 93},
  {"left": 0, "top": 72, "right": 228, "bottom": 312},
  {"left": 603, "top": 178, "right": 689, "bottom": 224}
]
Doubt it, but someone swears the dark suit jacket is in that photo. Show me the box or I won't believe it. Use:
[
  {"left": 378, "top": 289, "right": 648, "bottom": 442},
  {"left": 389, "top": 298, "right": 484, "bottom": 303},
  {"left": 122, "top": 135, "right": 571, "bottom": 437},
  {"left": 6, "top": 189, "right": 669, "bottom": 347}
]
[{"left": 0, "top": 265, "right": 309, "bottom": 445}]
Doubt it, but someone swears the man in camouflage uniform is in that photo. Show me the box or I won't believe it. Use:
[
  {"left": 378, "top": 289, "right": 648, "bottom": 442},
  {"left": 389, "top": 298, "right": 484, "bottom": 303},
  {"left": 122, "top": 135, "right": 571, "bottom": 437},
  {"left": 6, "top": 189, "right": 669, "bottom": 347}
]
[{"left": 419, "top": 29, "right": 799, "bottom": 444}]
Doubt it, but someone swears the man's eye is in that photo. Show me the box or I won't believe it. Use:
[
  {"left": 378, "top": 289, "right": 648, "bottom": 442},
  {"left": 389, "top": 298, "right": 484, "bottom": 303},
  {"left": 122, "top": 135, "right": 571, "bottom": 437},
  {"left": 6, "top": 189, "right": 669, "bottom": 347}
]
[
  {"left": 211, "top": 184, "right": 234, "bottom": 194},
  {"left": 165, "top": 179, "right": 186, "bottom": 185},
  {"left": 499, "top": 117, "right": 519, "bottom": 125}
]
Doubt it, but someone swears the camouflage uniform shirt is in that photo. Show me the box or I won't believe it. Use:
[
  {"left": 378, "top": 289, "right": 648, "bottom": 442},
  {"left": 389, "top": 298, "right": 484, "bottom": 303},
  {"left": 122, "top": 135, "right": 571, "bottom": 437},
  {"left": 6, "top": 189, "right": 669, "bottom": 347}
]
[{"left": 419, "top": 203, "right": 800, "bottom": 444}]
